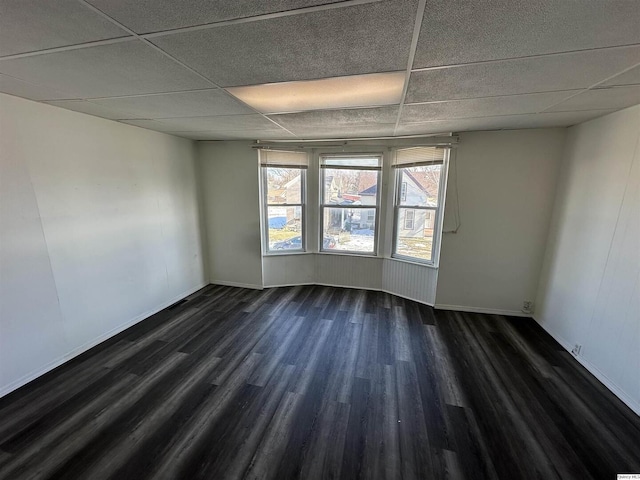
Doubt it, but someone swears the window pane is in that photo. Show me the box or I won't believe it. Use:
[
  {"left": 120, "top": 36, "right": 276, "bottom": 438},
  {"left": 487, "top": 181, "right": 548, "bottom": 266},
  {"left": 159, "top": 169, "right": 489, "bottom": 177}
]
[
  {"left": 399, "top": 164, "right": 441, "bottom": 207},
  {"left": 322, "top": 157, "right": 380, "bottom": 167},
  {"left": 268, "top": 206, "right": 303, "bottom": 250},
  {"left": 322, "top": 207, "right": 375, "bottom": 253},
  {"left": 323, "top": 169, "right": 378, "bottom": 204},
  {"left": 395, "top": 208, "right": 434, "bottom": 261},
  {"left": 265, "top": 167, "right": 301, "bottom": 204}
]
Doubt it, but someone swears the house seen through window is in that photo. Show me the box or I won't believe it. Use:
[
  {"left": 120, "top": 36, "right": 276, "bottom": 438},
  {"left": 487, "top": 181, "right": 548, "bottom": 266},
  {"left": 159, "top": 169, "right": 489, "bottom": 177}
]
[
  {"left": 320, "top": 155, "right": 382, "bottom": 254},
  {"left": 392, "top": 147, "right": 447, "bottom": 264},
  {"left": 260, "top": 150, "right": 307, "bottom": 253}
]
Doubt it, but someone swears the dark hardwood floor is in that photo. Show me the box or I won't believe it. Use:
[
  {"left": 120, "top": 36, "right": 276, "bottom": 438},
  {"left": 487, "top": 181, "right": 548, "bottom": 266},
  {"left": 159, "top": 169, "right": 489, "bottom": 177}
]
[{"left": 0, "top": 284, "right": 638, "bottom": 480}]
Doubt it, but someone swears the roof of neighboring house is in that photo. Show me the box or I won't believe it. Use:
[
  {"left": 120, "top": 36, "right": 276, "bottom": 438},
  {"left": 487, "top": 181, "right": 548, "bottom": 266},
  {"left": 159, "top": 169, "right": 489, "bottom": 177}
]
[
  {"left": 359, "top": 184, "right": 377, "bottom": 195},
  {"left": 357, "top": 171, "right": 378, "bottom": 193},
  {"left": 405, "top": 171, "right": 431, "bottom": 196},
  {"left": 282, "top": 175, "right": 300, "bottom": 189}
]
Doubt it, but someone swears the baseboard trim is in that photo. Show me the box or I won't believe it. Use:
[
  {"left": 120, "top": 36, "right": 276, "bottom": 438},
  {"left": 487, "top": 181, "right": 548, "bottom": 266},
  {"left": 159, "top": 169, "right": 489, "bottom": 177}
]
[
  {"left": 0, "top": 282, "right": 208, "bottom": 399},
  {"left": 382, "top": 289, "right": 435, "bottom": 307},
  {"left": 262, "top": 282, "right": 435, "bottom": 307},
  {"left": 263, "top": 282, "right": 316, "bottom": 288},
  {"left": 434, "top": 303, "right": 531, "bottom": 317},
  {"left": 534, "top": 319, "right": 640, "bottom": 417},
  {"left": 211, "top": 280, "right": 264, "bottom": 290}
]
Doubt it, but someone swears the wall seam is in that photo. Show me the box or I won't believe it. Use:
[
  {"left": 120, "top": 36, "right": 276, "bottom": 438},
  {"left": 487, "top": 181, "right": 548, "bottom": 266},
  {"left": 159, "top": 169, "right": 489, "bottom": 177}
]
[{"left": 584, "top": 128, "right": 640, "bottom": 338}]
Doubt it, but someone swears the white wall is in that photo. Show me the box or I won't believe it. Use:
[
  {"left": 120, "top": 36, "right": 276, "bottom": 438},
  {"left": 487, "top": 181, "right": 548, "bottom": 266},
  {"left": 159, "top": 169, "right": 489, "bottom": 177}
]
[
  {"left": 435, "top": 129, "right": 566, "bottom": 315},
  {"left": 535, "top": 106, "right": 640, "bottom": 414},
  {"left": 197, "top": 141, "right": 263, "bottom": 288},
  {"left": 0, "top": 93, "right": 206, "bottom": 396},
  {"left": 201, "top": 132, "right": 562, "bottom": 311}
]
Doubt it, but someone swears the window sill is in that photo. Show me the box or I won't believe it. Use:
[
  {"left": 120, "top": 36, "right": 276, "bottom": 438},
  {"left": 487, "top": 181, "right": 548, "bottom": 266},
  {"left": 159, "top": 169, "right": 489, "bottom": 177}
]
[
  {"left": 388, "top": 256, "right": 439, "bottom": 269},
  {"left": 317, "top": 250, "right": 381, "bottom": 258},
  {"left": 263, "top": 251, "right": 312, "bottom": 257}
]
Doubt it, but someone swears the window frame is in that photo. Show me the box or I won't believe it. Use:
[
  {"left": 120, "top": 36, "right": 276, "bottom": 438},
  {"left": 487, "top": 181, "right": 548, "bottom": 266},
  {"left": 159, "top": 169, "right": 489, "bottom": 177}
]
[
  {"left": 392, "top": 157, "right": 446, "bottom": 265},
  {"left": 261, "top": 165, "right": 307, "bottom": 255},
  {"left": 319, "top": 153, "right": 383, "bottom": 256}
]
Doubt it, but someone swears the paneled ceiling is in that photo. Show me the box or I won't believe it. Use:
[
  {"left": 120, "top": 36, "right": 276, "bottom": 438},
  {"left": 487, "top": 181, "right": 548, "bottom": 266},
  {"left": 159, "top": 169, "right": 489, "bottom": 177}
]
[{"left": 1, "top": 0, "right": 639, "bottom": 140}]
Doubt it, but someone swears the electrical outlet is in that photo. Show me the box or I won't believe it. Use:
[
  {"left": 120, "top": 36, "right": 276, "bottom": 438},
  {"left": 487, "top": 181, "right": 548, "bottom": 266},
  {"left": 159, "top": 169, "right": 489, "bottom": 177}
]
[
  {"left": 571, "top": 344, "right": 582, "bottom": 356},
  {"left": 522, "top": 301, "right": 534, "bottom": 314}
]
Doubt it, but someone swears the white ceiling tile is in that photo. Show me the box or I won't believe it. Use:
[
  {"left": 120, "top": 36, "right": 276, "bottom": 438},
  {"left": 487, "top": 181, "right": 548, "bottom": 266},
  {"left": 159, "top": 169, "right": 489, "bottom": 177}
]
[
  {"left": 44, "top": 100, "right": 142, "bottom": 120},
  {"left": 0, "top": 0, "right": 130, "bottom": 57},
  {"left": 493, "top": 110, "right": 619, "bottom": 129},
  {"left": 413, "top": 0, "right": 640, "bottom": 68},
  {"left": 545, "top": 86, "right": 640, "bottom": 112},
  {"left": 165, "top": 130, "right": 297, "bottom": 141},
  {"left": 0, "top": 73, "right": 74, "bottom": 101},
  {"left": 119, "top": 119, "right": 187, "bottom": 133},
  {"left": 0, "top": 40, "right": 212, "bottom": 98},
  {"left": 406, "top": 46, "right": 640, "bottom": 103},
  {"left": 268, "top": 106, "right": 399, "bottom": 131},
  {"left": 84, "top": 0, "right": 348, "bottom": 34},
  {"left": 396, "top": 110, "right": 616, "bottom": 135},
  {"left": 3, "top": 1, "right": 638, "bottom": 140},
  {"left": 92, "top": 89, "right": 254, "bottom": 118},
  {"left": 287, "top": 124, "right": 397, "bottom": 139},
  {"left": 152, "top": 114, "right": 288, "bottom": 132},
  {"left": 401, "top": 91, "right": 580, "bottom": 123},
  {"left": 600, "top": 65, "right": 640, "bottom": 87},
  {"left": 150, "top": 0, "right": 416, "bottom": 87}
]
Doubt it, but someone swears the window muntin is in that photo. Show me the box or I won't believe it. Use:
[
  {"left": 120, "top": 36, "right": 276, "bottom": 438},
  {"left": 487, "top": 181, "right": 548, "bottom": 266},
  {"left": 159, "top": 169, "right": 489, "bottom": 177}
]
[
  {"left": 392, "top": 147, "right": 446, "bottom": 264},
  {"left": 320, "top": 155, "right": 382, "bottom": 255}
]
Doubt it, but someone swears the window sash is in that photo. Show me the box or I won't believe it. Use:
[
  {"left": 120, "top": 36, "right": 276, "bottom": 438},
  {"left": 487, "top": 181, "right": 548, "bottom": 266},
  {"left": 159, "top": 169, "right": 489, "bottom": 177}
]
[
  {"left": 392, "top": 163, "right": 442, "bottom": 264},
  {"left": 320, "top": 154, "right": 382, "bottom": 255},
  {"left": 320, "top": 206, "right": 379, "bottom": 254},
  {"left": 262, "top": 166, "right": 306, "bottom": 254}
]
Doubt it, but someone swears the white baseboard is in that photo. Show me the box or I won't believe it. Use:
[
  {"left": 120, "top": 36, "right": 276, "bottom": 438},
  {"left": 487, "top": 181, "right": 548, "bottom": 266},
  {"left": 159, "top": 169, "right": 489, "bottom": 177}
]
[
  {"left": 383, "top": 289, "right": 435, "bottom": 307},
  {"left": 262, "top": 282, "right": 435, "bottom": 307},
  {"left": 534, "top": 319, "right": 640, "bottom": 417},
  {"left": 211, "top": 280, "right": 264, "bottom": 290},
  {"left": 434, "top": 303, "right": 531, "bottom": 317},
  {"left": 263, "top": 282, "right": 315, "bottom": 288},
  {"left": 0, "top": 283, "right": 208, "bottom": 399}
]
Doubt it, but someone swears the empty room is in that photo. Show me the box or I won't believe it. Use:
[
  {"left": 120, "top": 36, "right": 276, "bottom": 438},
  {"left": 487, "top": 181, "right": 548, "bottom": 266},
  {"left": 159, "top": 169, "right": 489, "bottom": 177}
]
[{"left": 1, "top": 1, "right": 639, "bottom": 479}]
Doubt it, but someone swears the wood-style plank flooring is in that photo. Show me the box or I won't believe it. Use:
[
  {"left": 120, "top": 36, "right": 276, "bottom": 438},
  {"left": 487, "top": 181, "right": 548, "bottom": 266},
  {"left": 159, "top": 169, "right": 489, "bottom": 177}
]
[{"left": 0, "top": 284, "right": 639, "bottom": 479}]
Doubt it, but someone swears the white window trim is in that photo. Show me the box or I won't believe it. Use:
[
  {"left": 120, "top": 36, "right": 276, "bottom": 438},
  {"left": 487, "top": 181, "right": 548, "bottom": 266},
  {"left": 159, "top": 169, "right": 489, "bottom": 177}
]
[
  {"left": 319, "top": 153, "right": 383, "bottom": 256},
  {"left": 261, "top": 166, "right": 307, "bottom": 255},
  {"left": 391, "top": 150, "right": 449, "bottom": 266},
  {"left": 257, "top": 145, "right": 450, "bottom": 266}
]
